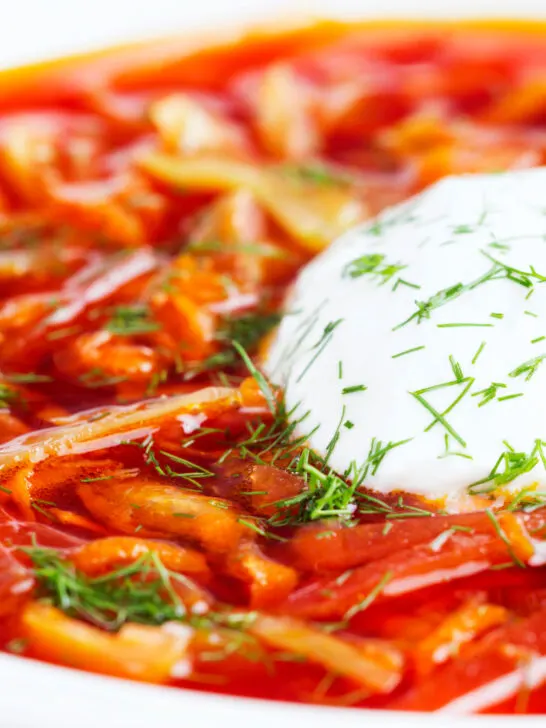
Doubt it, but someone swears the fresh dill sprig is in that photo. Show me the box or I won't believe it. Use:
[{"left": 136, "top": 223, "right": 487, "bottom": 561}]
[
  {"left": 233, "top": 341, "right": 277, "bottom": 415},
  {"left": 22, "top": 547, "right": 187, "bottom": 630},
  {"left": 472, "top": 341, "right": 487, "bottom": 365},
  {"left": 394, "top": 250, "right": 546, "bottom": 331},
  {"left": 437, "top": 323, "right": 494, "bottom": 328},
  {"left": 468, "top": 439, "right": 546, "bottom": 494},
  {"left": 410, "top": 392, "right": 467, "bottom": 447},
  {"left": 295, "top": 319, "right": 343, "bottom": 383},
  {"left": 484, "top": 508, "right": 525, "bottom": 568},
  {"left": 105, "top": 304, "right": 160, "bottom": 336},
  {"left": 0, "top": 384, "right": 22, "bottom": 409},
  {"left": 344, "top": 253, "right": 412, "bottom": 289},
  {"left": 392, "top": 345, "right": 425, "bottom": 359},
  {"left": 498, "top": 393, "right": 524, "bottom": 402},
  {"left": 264, "top": 433, "right": 412, "bottom": 526},
  {"left": 125, "top": 434, "right": 214, "bottom": 489},
  {"left": 341, "top": 384, "right": 367, "bottom": 394},
  {"left": 78, "top": 367, "right": 128, "bottom": 389},
  {"left": 359, "top": 437, "right": 413, "bottom": 481},
  {"left": 284, "top": 448, "right": 359, "bottom": 523},
  {"left": 280, "top": 162, "right": 352, "bottom": 186},
  {"left": 509, "top": 354, "right": 546, "bottom": 382},
  {"left": 506, "top": 486, "right": 546, "bottom": 513},
  {"left": 343, "top": 571, "right": 393, "bottom": 621},
  {"left": 5, "top": 372, "right": 53, "bottom": 384},
  {"left": 22, "top": 544, "right": 266, "bottom": 663},
  {"left": 471, "top": 381, "right": 507, "bottom": 407},
  {"left": 198, "top": 311, "right": 281, "bottom": 373},
  {"left": 410, "top": 358, "right": 474, "bottom": 447}
]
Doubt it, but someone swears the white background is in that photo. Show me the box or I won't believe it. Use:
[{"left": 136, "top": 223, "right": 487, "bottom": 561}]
[{"left": 0, "top": 0, "right": 545, "bottom": 68}]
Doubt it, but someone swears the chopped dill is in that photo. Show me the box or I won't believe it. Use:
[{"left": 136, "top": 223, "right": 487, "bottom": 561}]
[
  {"left": 471, "top": 341, "right": 487, "bottom": 365},
  {"left": 468, "top": 439, "right": 546, "bottom": 494},
  {"left": 343, "top": 571, "right": 393, "bottom": 621},
  {"left": 344, "top": 253, "right": 410, "bottom": 288},
  {"left": 392, "top": 345, "right": 425, "bottom": 359},
  {"left": 295, "top": 319, "right": 343, "bottom": 383},
  {"left": 341, "top": 384, "right": 367, "bottom": 394},
  {"left": 394, "top": 250, "right": 546, "bottom": 330},
  {"left": 105, "top": 304, "right": 160, "bottom": 336},
  {"left": 0, "top": 384, "right": 21, "bottom": 409},
  {"left": 472, "top": 381, "right": 507, "bottom": 407},
  {"left": 437, "top": 323, "right": 493, "bottom": 328},
  {"left": 484, "top": 508, "right": 525, "bottom": 568},
  {"left": 509, "top": 354, "right": 546, "bottom": 382},
  {"left": 4, "top": 373, "right": 53, "bottom": 384},
  {"left": 233, "top": 341, "right": 277, "bottom": 415},
  {"left": 198, "top": 311, "right": 281, "bottom": 373}
]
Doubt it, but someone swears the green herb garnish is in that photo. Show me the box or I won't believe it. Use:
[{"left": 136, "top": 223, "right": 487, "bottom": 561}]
[
  {"left": 509, "top": 354, "right": 546, "bottom": 382},
  {"left": 341, "top": 384, "right": 367, "bottom": 394},
  {"left": 295, "top": 319, "right": 344, "bottom": 383},
  {"left": 105, "top": 305, "right": 160, "bottom": 336},
  {"left": 392, "top": 345, "right": 425, "bottom": 359},
  {"left": 344, "top": 253, "right": 411, "bottom": 289},
  {"left": 469, "top": 439, "right": 546, "bottom": 494},
  {"left": 472, "top": 382, "right": 506, "bottom": 407}
]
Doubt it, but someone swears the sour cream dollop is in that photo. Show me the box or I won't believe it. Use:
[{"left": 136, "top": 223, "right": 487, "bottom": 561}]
[{"left": 266, "top": 169, "right": 546, "bottom": 504}]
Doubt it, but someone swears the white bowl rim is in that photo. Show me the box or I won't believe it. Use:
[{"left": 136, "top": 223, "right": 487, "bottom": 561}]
[{"left": 2, "top": 0, "right": 546, "bottom": 725}]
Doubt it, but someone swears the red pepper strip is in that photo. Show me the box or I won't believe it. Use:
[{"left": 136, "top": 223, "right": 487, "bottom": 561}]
[
  {"left": 281, "top": 516, "right": 534, "bottom": 620},
  {"left": 0, "top": 544, "right": 34, "bottom": 618},
  {"left": 391, "top": 608, "right": 546, "bottom": 713},
  {"left": 279, "top": 510, "right": 530, "bottom": 574}
]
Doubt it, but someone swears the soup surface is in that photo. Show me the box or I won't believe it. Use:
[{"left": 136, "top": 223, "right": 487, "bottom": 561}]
[{"left": 2, "top": 19, "right": 546, "bottom": 714}]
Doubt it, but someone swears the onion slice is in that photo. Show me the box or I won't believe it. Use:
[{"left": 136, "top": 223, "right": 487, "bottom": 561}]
[{"left": 0, "top": 386, "right": 238, "bottom": 472}]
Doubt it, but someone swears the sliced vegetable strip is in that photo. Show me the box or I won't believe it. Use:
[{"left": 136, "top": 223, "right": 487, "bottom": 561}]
[{"left": 20, "top": 602, "right": 192, "bottom": 683}]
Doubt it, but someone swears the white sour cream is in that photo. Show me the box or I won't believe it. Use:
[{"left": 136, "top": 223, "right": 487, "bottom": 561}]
[{"left": 266, "top": 169, "right": 546, "bottom": 503}]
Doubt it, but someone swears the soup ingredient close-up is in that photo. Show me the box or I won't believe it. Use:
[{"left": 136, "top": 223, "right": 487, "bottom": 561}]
[{"left": 3, "top": 18, "right": 546, "bottom": 715}]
